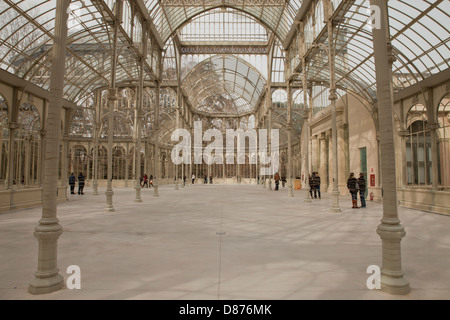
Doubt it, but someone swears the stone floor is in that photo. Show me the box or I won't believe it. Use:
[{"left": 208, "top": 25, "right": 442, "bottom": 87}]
[{"left": 0, "top": 183, "right": 449, "bottom": 300}]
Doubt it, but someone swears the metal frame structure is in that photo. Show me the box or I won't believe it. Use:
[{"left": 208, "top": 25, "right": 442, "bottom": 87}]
[{"left": 0, "top": 0, "right": 449, "bottom": 296}]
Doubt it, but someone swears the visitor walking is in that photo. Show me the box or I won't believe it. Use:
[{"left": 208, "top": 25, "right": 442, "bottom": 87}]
[
  {"left": 142, "top": 174, "right": 148, "bottom": 188},
  {"left": 77, "top": 173, "right": 85, "bottom": 195},
  {"left": 274, "top": 172, "right": 280, "bottom": 190},
  {"left": 192, "top": 173, "right": 195, "bottom": 184},
  {"left": 358, "top": 173, "right": 366, "bottom": 208},
  {"left": 149, "top": 175, "right": 154, "bottom": 188},
  {"left": 209, "top": 175, "right": 213, "bottom": 184},
  {"left": 347, "top": 172, "right": 359, "bottom": 209},
  {"left": 313, "top": 172, "right": 321, "bottom": 199},
  {"left": 69, "top": 173, "right": 76, "bottom": 194}
]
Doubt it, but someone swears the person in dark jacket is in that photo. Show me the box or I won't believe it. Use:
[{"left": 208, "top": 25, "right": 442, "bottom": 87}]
[
  {"left": 358, "top": 173, "right": 366, "bottom": 208},
  {"left": 274, "top": 172, "right": 281, "bottom": 190},
  {"left": 308, "top": 174, "right": 314, "bottom": 198},
  {"left": 313, "top": 172, "right": 321, "bottom": 199},
  {"left": 77, "top": 173, "right": 85, "bottom": 195},
  {"left": 69, "top": 173, "right": 76, "bottom": 194},
  {"left": 347, "top": 172, "right": 359, "bottom": 208}
]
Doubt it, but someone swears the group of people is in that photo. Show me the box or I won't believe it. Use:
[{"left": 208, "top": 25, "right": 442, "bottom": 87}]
[
  {"left": 308, "top": 172, "right": 321, "bottom": 199},
  {"left": 347, "top": 172, "right": 366, "bottom": 208},
  {"left": 190, "top": 174, "right": 213, "bottom": 184},
  {"left": 305, "top": 171, "right": 366, "bottom": 209},
  {"left": 68, "top": 172, "right": 85, "bottom": 195},
  {"left": 140, "top": 174, "right": 154, "bottom": 188}
]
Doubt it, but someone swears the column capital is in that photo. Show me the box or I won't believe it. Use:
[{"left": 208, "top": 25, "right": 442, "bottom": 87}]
[
  {"left": 328, "top": 88, "right": 338, "bottom": 101},
  {"left": 9, "top": 122, "right": 17, "bottom": 130}
]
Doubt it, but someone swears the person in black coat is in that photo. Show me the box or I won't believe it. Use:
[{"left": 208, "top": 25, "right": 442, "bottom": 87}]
[
  {"left": 69, "top": 173, "right": 76, "bottom": 194},
  {"left": 77, "top": 173, "right": 85, "bottom": 195},
  {"left": 308, "top": 174, "right": 314, "bottom": 198},
  {"left": 313, "top": 172, "right": 321, "bottom": 199},
  {"left": 358, "top": 173, "right": 366, "bottom": 208},
  {"left": 347, "top": 172, "right": 359, "bottom": 208}
]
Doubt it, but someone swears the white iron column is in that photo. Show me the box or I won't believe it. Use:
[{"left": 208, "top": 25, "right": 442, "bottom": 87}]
[
  {"left": 104, "top": 1, "right": 121, "bottom": 212},
  {"left": 153, "top": 80, "right": 160, "bottom": 197},
  {"left": 105, "top": 89, "right": 116, "bottom": 212},
  {"left": 135, "top": 30, "right": 147, "bottom": 202},
  {"left": 92, "top": 122, "right": 99, "bottom": 195},
  {"left": 302, "top": 58, "right": 311, "bottom": 202},
  {"left": 174, "top": 90, "right": 180, "bottom": 190},
  {"left": 28, "top": 0, "right": 69, "bottom": 294},
  {"left": 327, "top": 4, "right": 341, "bottom": 213},
  {"left": 287, "top": 81, "right": 294, "bottom": 197},
  {"left": 370, "top": 0, "right": 410, "bottom": 295}
]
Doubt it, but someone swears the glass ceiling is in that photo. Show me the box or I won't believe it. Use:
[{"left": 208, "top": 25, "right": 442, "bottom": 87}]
[
  {"left": 182, "top": 55, "right": 266, "bottom": 116},
  {"left": 0, "top": 0, "right": 448, "bottom": 138},
  {"left": 145, "top": 0, "right": 303, "bottom": 45}
]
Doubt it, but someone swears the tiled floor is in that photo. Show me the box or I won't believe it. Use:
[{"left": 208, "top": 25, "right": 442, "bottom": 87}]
[{"left": 1, "top": 184, "right": 449, "bottom": 300}]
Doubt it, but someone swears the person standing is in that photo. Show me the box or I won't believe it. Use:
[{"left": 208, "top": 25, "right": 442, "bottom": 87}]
[
  {"left": 274, "top": 172, "right": 281, "bottom": 191},
  {"left": 77, "top": 173, "right": 85, "bottom": 195},
  {"left": 313, "top": 172, "right": 321, "bottom": 199},
  {"left": 183, "top": 175, "right": 186, "bottom": 186},
  {"left": 69, "top": 173, "right": 76, "bottom": 194},
  {"left": 192, "top": 173, "right": 196, "bottom": 184},
  {"left": 358, "top": 173, "right": 366, "bottom": 208},
  {"left": 347, "top": 172, "right": 359, "bottom": 209}
]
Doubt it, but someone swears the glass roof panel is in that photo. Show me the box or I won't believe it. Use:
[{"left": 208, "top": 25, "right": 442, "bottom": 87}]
[
  {"left": 145, "top": 0, "right": 303, "bottom": 44},
  {"left": 182, "top": 55, "right": 266, "bottom": 116}
]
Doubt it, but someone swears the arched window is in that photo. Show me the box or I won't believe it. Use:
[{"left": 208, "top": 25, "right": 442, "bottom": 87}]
[
  {"left": 272, "top": 89, "right": 287, "bottom": 109},
  {"left": 71, "top": 145, "right": 88, "bottom": 177},
  {"left": 437, "top": 93, "right": 450, "bottom": 188},
  {"left": 113, "top": 146, "right": 126, "bottom": 179},
  {"left": 14, "top": 103, "right": 41, "bottom": 187},
  {"left": 406, "top": 104, "right": 432, "bottom": 185}
]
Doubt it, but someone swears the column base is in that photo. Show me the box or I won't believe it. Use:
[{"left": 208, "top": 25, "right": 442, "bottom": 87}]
[
  {"left": 104, "top": 190, "right": 115, "bottom": 212},
  {"left": 28, "top": 273, "right": 64, "bottom": 295},
  {"left": 288, "top": 185, "right": 294, "bottom": 197},
  {"left": 330, "top": 189, "right": 341, "bottom": 213},
  {"left": 175, "top": 182, "right": 179, "bottom": 190},
  {"left": 304, "top": 187, "right": 311, "bottom": 202},
  {"left": 380, "top": 272, "right": 411, "bottom": 295},
  {"left": 134, "top": 186, "right": 142, "bottom": 202},
  {"left": 93, "top": 182, "right": 99, "bottom": 196},
  {"left": 153, "top": 186, "right": 159, "bottom": 197}
]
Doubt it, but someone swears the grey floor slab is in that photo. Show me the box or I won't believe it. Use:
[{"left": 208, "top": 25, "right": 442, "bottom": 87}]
[{"left": 0, "top": 184, "right": 449, "bottom": 300}]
